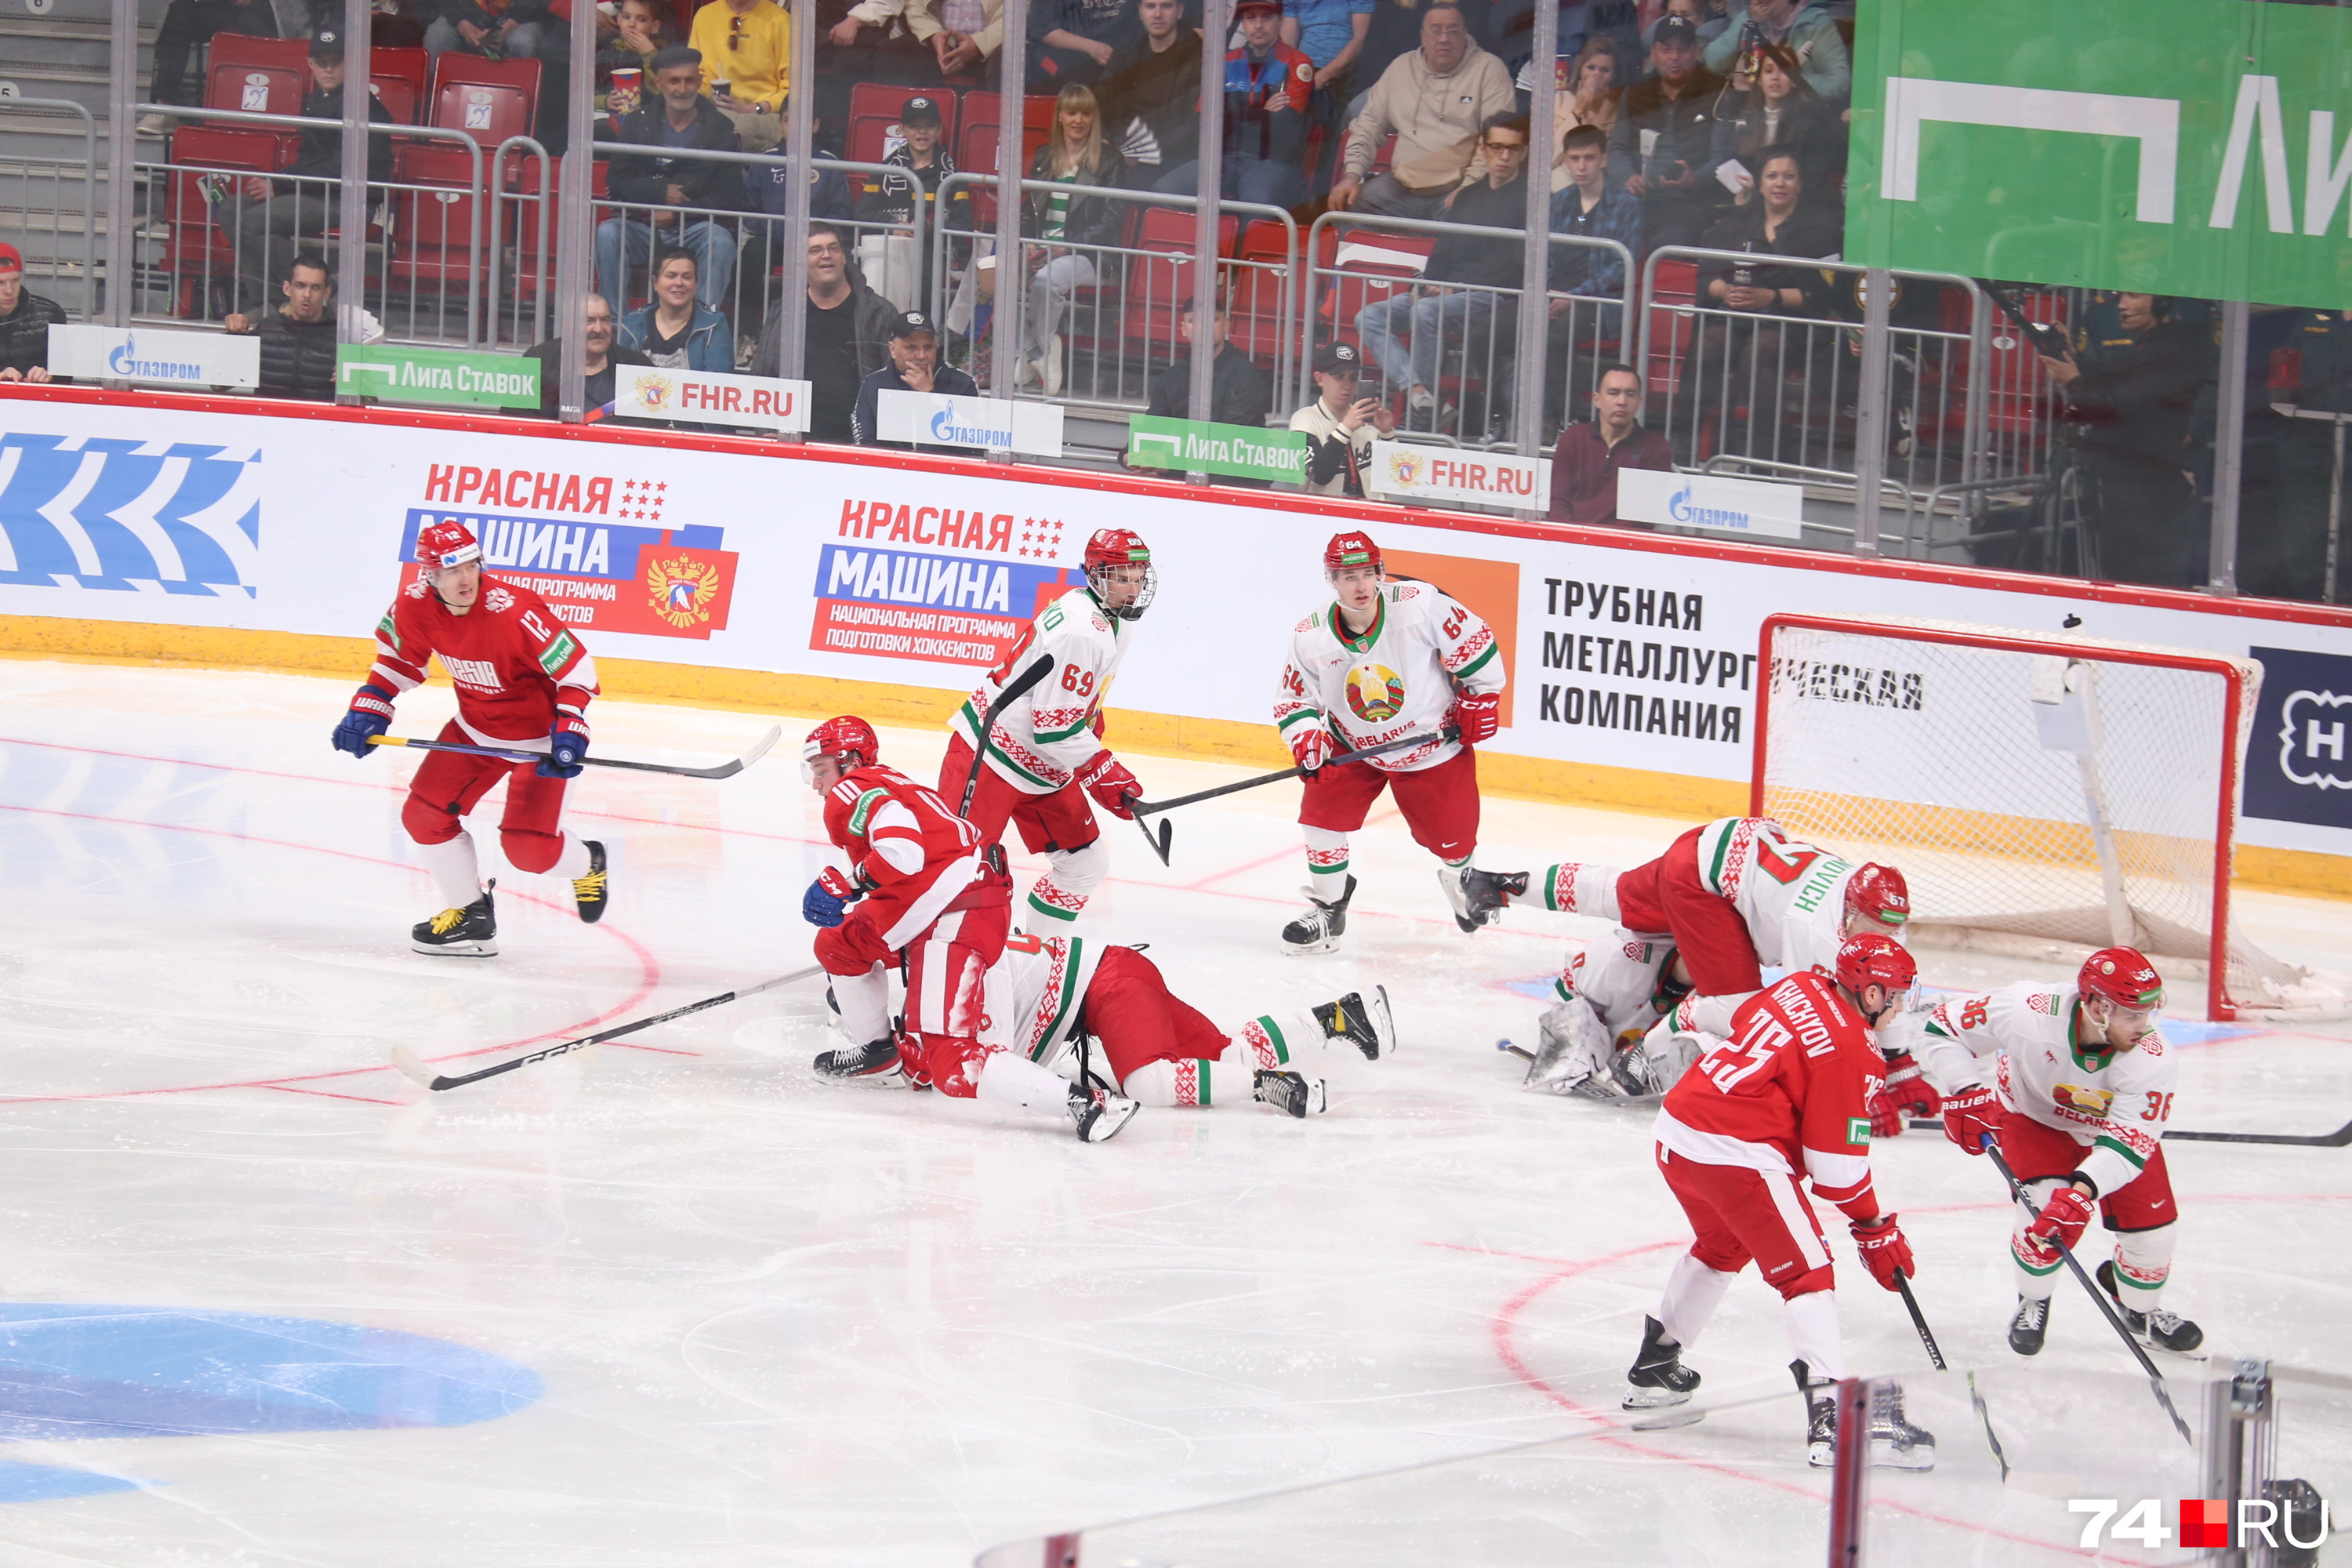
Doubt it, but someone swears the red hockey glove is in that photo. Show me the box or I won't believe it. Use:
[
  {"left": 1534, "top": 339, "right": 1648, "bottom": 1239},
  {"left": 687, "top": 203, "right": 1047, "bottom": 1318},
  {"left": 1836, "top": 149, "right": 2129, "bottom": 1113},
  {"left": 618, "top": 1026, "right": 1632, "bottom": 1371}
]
[
  {"left": 1448, "top": 691, "right": 1500, "bottom": 745},
  {"left": 1868, "top": 1054, "right": 1943, "bottom": 1137},
  {"left": 1850, "top": 1214, "right": 1914, "bottom": 1293},
  {"left": 2024, "top": 1184, "right": 2095, "bottom": 1264},
  {"left": 1074, "top": 750, "right": 1140, "bottom": 818},
  {"left": 817, "top": 865, "right": 869, "bottom": 900},
  {"left": 1288, "top": 724, "right": 1333, "bottom": 775},
  {"left": 1940, "top": 1083, "right": 2002, "bottom": 1156}
]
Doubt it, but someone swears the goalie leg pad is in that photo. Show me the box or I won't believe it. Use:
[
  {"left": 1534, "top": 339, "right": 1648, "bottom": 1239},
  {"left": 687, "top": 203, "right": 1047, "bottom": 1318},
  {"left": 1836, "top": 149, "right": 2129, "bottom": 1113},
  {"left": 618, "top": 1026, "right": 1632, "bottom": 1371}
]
[{"left": 1526, "top": 1000, "right": 1617, "bottom": 1095}]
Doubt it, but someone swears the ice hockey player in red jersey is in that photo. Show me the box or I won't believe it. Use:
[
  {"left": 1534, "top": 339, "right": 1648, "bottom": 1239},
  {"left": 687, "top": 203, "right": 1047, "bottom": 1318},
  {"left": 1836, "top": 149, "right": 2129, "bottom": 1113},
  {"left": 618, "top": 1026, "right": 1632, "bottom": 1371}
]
[
  {"left": 1627, "top": 933, "right": 1936, "bottom": 1471},
  {"left": 800, "top": 716, "right": 1139, "bottom": 1142},
  {"left": 329, "top": 517, "right": 608, "bottom": 956},
  {"left": 944, "top": 528, "right": 1154, "bottom": 929},
  {"left": 1906, "top": 946, "right": 2201, "bottom": 1356},
  {"left": 1272, "top": 531, "right": 1509, "bottom": 953}
]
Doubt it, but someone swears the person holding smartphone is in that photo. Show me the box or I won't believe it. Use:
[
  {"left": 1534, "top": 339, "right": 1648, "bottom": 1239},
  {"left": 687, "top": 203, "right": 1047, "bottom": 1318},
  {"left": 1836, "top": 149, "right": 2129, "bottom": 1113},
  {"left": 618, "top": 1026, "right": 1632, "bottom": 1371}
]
[{"left": 1290, "top": 340, "right": 1397, "bottom": 498}]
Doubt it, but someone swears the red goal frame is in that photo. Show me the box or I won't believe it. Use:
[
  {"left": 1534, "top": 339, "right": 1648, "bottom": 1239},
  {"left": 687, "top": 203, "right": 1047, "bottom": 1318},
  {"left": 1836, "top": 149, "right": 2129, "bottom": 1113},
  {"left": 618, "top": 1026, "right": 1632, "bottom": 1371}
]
[{"left": 1750, "top": 613, "right": 2252, "bottom": 1022}]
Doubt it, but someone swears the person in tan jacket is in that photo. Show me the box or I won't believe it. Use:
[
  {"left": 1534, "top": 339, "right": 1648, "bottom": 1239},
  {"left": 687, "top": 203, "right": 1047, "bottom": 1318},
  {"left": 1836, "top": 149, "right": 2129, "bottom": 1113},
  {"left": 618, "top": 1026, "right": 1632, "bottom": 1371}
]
[{"left": 1327, "top": 2, "right": 1513, "bottom": 218}]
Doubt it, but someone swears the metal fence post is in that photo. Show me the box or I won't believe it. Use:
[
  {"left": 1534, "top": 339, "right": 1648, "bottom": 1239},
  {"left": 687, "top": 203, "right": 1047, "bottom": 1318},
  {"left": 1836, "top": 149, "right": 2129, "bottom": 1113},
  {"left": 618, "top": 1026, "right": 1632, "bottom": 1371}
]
[
  {"left": 1510, "top": 0, "right": 1555, "bottom": 474},
  {"left": 2209, "top": 297, "right": 2249, "bottom": 597},
  {"left": 106, "top": 0, "right": 137, "bottom": 325},
  {"left": 1186, "top": 0, "right": 1226, "bottom": 459},
  {"left": 555, "top": 0, "right": 596, "bottom": 420},
  {"left": 990, "top": 0, "right": 1029, "bottom": 445},
  {"left": 1850, "top": 267, "right": 1892, "bottom": 556},
  {"left": 772, "top": 0, "right": 817, "bottom": 401},
  {"left": 337, "top": 0, "right": 372, "bottom": 358}
]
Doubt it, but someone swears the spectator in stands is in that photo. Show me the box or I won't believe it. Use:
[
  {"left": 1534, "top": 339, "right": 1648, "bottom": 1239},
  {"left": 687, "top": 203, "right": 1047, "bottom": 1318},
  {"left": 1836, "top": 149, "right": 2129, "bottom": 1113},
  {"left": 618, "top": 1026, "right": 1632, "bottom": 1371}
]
[
  {"left": 595, "top": 48, "right": 743, "bottom": 313},
  {"left": 734, "top": 122, "right": 857, "bottom": 343},
  {"left": 1523, "top": 35, "right": 1622, "bottom": 192},
  {"left": 1541, "top": 121, "right": 1637, "bottom": 424},
  {"left": 1290, "top": 339, "right": 1396, "bottom": 497},
  {"left": 1330, "top": 3, "right": 1514, "bottom": 218},
  {"left": 1354, "top": 111, "right": 1529, "bottom": 430},
  {"left": 526, "top": 293, "right": 653, "bottom": 419},
  {"left": 142, "top": 0, "right": 279, "bottom": 131},
  {"left": 1096, "top": 0, "right": 1201, "bottom": 191},
  {"left": 1711, "top": 42, "right": 1843, "bottom": 210},
  {"left": 1696, "top": 145, "right": 1835, "bottom": 308},
  {"left": 1642, "top": 0, "right": 1726, "bottom": 50},
  {"left": 0, "top": 243, "right": 66, "bottom": 385},
  {"left": 688, "top": 0, "right": 791, "bottom": 151},
  {"left": 853, "top": 310, "right": 982, "bottom": 446},
  {"left": 752, "top": 221, "right": 897, "bottom": 443},
  {"left": 1606, "top": 14, "right": 1724, "bottom": 249},
  {"left": 2259, "top": 306, "right": 2352, "bottom": 601},
  {"left": 1152, "top": 0, "right": 1312, "bottom": 210},
  {"left": 1548, "top": 363, "right": 1671, "bottom": 524},
  {"left": 1012, "top": 85, "right": 1126, "bottom": 397},
  {"left": 619, "top": 246, "right": 735, "bottom": 370},
  {"left": 425, "top": 0, "right": 556, "bottom": 64},
  {"left": 854, "top": 94, "right": 969, "bottom": 312},
  {"left": 2040, "top": 292, "right": 2211, "bottom": 590},
  {"left": 1028, "top": 0, "right": 1134, "bottom": 89},
  {"left": 224, "top": 250, "right": 339, "bottom": 403},
  {"left": 597, "top": 0, "right": 670, "bottom": 108},
  {"left": 1704, "top": 0, "right": 1848, "bottom": 107},
  {"left": 916, "top": 0, "right": 1005, "bottom": 77},
  {"left": 1283, "top": 0, "right": 1373, "bottom": 189},
  {"left": 1134, "top": 298, "right": 1273, "bottom": 484},
  {"left": 221, "top": 30, "right": 392, "bottom": 319}
]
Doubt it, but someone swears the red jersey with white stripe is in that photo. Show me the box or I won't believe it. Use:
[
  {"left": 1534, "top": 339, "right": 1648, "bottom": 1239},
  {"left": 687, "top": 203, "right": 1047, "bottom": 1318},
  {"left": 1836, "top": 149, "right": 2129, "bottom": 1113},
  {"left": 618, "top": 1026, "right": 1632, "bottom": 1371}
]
[
  {"left": 1656, "top": 971, "right": 1885, "bottom": 1222},
  {"left": 371, "top": 575, "right": 597, "bottom": 748},
  {"left": 822, "top": 764, "right": 988, "bottom": 949}
]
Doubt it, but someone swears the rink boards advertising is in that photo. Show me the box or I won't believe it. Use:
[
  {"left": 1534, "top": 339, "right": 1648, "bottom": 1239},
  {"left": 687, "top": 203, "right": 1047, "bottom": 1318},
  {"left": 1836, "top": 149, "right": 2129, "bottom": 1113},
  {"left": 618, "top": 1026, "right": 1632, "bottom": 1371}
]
[{"left": 0, "top": 394, "right": 2348, "bottom": 869}]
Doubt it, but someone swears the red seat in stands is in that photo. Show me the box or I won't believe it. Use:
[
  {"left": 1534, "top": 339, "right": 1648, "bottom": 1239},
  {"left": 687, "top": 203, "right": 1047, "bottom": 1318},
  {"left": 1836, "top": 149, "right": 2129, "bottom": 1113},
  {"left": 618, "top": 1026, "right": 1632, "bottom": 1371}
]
[
  {"left": 162, "top": 124, "right": 293, "bottom": 314},
  {"left": 1122, "top": 206, "right": 1238, "bottom": 354},
  {"left": 370, "top": 45, "right": 430, "bottom": 124},
  {"left": 203, "top": 33, "right": 311, "bottom": 119},
  {"left": 426, "top": 53, "right": 539, "bottom": 148},
  {"left": 956, "top": 94, "right": 1058, "bottom": 225},
  {"left": 1642, "top": 256, "right": 1699, "bottom": 397},
  {"left": 1225, "top": 219, "right": 1295, "bottom": 362}
]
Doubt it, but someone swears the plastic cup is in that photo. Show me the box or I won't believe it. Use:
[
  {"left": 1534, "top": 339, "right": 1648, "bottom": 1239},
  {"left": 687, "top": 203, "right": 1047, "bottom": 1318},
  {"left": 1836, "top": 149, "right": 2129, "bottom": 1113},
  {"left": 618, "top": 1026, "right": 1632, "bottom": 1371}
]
[{"left": 610, "top": 67, "right": 641, "bottom": 111}]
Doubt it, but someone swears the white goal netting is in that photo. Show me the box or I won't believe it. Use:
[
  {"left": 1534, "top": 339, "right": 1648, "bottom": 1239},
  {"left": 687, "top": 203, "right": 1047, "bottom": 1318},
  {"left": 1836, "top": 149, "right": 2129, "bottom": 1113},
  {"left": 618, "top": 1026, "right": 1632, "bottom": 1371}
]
[{"left": 1755, "top": 616, "right": 2313, "bottom": 1018}]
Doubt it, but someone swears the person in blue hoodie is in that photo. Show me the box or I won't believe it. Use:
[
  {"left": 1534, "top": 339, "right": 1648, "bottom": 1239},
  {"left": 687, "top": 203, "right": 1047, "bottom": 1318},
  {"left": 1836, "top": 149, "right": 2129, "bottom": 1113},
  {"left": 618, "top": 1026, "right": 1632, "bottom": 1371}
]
[{"left": 617, "top": 246, "right": 735, "bottom": 372}]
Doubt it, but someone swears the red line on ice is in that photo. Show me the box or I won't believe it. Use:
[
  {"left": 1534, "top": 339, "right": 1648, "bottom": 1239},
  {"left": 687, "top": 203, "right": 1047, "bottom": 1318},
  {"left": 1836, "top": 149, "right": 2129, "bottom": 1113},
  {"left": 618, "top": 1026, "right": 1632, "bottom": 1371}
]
[{"left": 0, "top": 803, "right": 666, "bottom": 1103}]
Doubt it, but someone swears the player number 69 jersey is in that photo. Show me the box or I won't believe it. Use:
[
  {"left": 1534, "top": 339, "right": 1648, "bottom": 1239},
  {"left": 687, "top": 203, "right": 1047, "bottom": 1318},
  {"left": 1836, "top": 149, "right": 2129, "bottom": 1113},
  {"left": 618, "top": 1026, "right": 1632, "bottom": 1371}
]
[
  {"left": 951, "top": 587, "right": 1130, "bottom": 795},
  {"left": 1915, "top": 982, "right": 2176, "bottom": 1199},
  {"left": 1273, "top": 581, "right": 1503, "bottom": 773}
]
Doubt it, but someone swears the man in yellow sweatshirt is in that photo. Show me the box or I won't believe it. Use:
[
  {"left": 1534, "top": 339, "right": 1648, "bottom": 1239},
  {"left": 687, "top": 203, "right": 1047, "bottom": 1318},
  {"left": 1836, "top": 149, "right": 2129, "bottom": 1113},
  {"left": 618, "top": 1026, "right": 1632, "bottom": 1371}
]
[{"left": 688, "top": 0, "right": 790, "bottom": 151}]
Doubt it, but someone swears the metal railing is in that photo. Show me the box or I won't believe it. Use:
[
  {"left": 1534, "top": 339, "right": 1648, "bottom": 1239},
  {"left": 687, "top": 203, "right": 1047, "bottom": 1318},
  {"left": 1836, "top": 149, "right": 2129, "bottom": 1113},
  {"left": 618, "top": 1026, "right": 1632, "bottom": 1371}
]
[{"left": 0, "top": 96, "right": 99, "bottom": 315}]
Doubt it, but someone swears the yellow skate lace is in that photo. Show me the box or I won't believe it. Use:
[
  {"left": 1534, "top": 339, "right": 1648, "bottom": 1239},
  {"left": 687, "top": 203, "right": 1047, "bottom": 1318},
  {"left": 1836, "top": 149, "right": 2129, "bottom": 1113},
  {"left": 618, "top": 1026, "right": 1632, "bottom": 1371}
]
[
  {"left": 428, "top": 906, "right": 466, "bottom": 935},
  {"left": 573, "top": 867, "right": 608, "bottom": 900}
]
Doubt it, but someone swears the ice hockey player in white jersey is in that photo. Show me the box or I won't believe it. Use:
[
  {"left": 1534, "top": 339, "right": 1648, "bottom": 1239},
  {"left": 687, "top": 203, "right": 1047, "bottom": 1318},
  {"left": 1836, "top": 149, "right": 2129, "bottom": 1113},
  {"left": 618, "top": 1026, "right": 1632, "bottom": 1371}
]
[
  {"left": 978, "top": 931, "right": 1397, "bottom": 1116},
  {"left": 1272, "top": 530, "right": 1509, "bottom": 953},
  {"left": 942, "top": 528, "right": 1152, "bottom": 928},
  {"left": 1482, "top": 818, "right": 1922, "bottom": 1108},
  {"left": 1903, "top": 946, "right": 2202, "bottom": 1356}
]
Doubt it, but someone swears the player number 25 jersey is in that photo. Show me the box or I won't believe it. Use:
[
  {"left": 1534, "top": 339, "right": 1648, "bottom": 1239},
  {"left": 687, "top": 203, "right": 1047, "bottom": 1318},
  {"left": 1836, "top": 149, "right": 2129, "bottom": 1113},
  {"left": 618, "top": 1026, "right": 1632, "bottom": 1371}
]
[
  {"left": 950, "top": 587, "right": 1131, "bottom": 796},
  {"left": 1274, "top": 582, "right": 1503, "bottom": 773}
]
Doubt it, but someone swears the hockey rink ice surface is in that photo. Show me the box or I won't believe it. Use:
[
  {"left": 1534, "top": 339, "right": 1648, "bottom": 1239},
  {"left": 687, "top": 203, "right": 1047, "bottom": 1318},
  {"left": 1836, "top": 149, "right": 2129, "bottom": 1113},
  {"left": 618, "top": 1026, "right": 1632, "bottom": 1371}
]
[{"left": 2, "top": 659, "right": 2350, "bottom": 1566}]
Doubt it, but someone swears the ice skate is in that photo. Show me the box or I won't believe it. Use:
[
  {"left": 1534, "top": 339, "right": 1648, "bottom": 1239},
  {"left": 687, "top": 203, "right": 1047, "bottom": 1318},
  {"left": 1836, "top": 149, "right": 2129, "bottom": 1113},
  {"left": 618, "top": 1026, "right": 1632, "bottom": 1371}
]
[
  {"left": 1253, "top": 1069, "right": 1327, "bottom": 1118},
  {"left": 1439, "top": 864, "right": 1512, "bottom": 933},
  {"left": 813, "top": 1036, "right": 902, "bottom": 1081},
  {"left": 1794, "top": 1361, "right": 1838, "bottom": 1468},
  {"left": 412, "top": 886, "right": 497, "bottom": 957},
  {"left": 1068, "top": 1082, "right": 1139, "bottom": 1142},
  {"left": 1313, "top": 985, "right": 1395, "bottom": 1060},
  {"left": 572, "top": 839, "right": 608, "bottom": 924},
  {"left": 2007, "top": 1294, "right": 2049, "bottom": 1356},
  {"left": 1623, "top": 1316, "right": 1701, "bottom": 1414},
  {"left": 1869, "top": 1382, "right": 1936, "bottom": 1471},
  {"left": 2097, "top": 1261, "right": 2205, "bottom": 1356},
  {"left": 1282, "top": 874, "right": 1355, "bottom": 955}
]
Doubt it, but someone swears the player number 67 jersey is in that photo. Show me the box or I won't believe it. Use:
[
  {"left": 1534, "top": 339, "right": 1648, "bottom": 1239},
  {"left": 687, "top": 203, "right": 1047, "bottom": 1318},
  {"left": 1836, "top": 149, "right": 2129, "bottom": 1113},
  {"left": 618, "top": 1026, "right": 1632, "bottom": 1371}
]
[
  {"left": 1690, "top": 817, "right": 1867, "bottom": 978},
  {"left": 1915, "top": 982, "right": 2176, "bottom": 1198},
  {"left": 1273, "top": 581, "right": 1502, "bottom": 773}
]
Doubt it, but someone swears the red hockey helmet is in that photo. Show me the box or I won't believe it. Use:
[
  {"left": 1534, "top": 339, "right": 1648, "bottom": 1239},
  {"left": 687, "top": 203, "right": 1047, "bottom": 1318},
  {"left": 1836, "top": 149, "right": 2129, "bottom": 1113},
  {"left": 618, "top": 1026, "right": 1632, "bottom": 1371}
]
[
  {"left": 801, "top": 715, "right": 879, "bottom": 784},
  {"left": 1844, "top": 862, "right": 1910, "bottom": 930},
  {"left": 1324, "top": 530, "right": 1383, "bottom": 575},
  {"left": 2080, "top": 946, "right": 2165, "bottom": 1012},
  {"left": 415, "top": 517, "right": 481, "bottom": 570},
  {"left": 1083, "top": 528, "right": 1156, "bottom": 621},
  {"left": 1835, "top": 931, "right": 1918, "bottom": 1000}
]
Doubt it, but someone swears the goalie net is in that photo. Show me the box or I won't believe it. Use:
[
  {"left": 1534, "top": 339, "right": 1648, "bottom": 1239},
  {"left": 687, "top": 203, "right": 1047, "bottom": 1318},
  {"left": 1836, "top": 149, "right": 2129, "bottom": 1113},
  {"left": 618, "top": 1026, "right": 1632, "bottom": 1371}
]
[{"left": 1752, "top": 614, "right": 2310, "bottom": 1021}]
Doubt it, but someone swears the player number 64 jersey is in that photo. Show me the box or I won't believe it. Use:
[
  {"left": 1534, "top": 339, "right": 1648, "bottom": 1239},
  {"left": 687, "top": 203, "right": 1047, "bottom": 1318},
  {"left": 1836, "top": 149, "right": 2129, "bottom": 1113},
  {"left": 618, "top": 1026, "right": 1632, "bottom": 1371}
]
[{"left": 1273, "top": 581, "right": 1502, "bottom": 773}]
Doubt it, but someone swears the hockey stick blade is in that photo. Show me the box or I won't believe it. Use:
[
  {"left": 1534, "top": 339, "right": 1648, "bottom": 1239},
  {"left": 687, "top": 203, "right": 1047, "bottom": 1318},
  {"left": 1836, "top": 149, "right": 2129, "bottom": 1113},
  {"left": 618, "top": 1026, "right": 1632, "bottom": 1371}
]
[
  {"left": 960, "top": 654, "right": 1058, "bottom": 819},
  {"left": 395, "top": 964, "right": 825, "bottom": 1092},
  {"left": 1128, "top": 727, "right": 1462, "bottom": 818},
  {"left": 368, "top": 727, "right": 782, "bottom": 781},
  {"left": 1908, "top": 1114, "right": 2352, "bottom": 1147},
  {"left": 1126, "top": 804, "right": 1172, "bottom": 866}
]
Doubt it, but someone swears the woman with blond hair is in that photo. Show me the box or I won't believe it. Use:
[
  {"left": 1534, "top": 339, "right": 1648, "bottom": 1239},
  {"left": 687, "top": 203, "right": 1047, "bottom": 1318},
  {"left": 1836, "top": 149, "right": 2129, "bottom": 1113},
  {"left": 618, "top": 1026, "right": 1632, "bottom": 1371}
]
[
  {"left": 1015, "top": 83, "right": 1127, "bottom": 395},
  {"left": 1516, "top": 34, "right": 1625, "bottom": 192}
]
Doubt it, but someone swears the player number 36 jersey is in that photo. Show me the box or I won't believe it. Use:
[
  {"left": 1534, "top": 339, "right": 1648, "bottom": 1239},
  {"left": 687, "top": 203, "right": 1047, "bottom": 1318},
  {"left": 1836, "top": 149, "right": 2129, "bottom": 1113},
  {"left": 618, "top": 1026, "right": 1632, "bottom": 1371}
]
[
  {"left": 1273, "top": 582, "right": 1503, "bottom": 773},
  {"left": 1915, "top": 982, "right": 2175, "bottom": 1199}
]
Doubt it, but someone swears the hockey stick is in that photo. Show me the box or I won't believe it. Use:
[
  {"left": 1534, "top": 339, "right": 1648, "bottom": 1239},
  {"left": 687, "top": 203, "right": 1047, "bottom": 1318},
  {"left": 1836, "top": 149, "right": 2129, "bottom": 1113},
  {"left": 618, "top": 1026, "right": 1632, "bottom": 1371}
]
[
  {"left": 1983, "top": 1138, "right": 2195, "bottom": 1447},
  {"left": 960, "top": 653, "right": 1058, "bottom": 819},
  {"left": 368, "top": 726, "right": 782, "bottom": 781},
  {"left": 1909, "top": 1115, "right": 2352, "bottom": 1147},
  {"left": 1892, "top": 1268, "right": 2013, "bottom": 1483},
  {"left": 390, "top": 964, "right": 825, "bottom": 1092},
  {"left": 1125, "top": 727, "right": 1462, "bottom": 818},
  {"left": 1121, "top": 798, "right": 1173, "bottom": 865}
]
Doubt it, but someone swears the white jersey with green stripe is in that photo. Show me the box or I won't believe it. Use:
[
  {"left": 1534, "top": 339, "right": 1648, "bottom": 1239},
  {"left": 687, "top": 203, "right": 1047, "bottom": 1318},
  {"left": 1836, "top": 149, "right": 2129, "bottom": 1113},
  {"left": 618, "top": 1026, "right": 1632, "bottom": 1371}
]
[
  {"left": 1690, "top": 816, "right": 1863, "bottom": 978},
  {"left": 980, "top": 931, "right": 1105, "bottom": 1073},
  {"left": 949, "top": 586, "right": 1132, "bottom": 795},
  {"left": 1273, "top": 580, "right": 1504, "bottom": 774},
  {"left": 1915, "top": 982, "right": 2176, "bottom": 1198}
]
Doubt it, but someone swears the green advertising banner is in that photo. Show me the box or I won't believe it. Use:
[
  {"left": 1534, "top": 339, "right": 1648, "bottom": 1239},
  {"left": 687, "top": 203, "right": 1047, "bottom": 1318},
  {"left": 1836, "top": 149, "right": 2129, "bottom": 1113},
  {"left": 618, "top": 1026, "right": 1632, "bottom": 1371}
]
[
  {"left": 335, "top": 343, "right": 542, "bottom": 408},
  {"left": 1126, "top": 414, "right": 1309, "bottom": 484},
  {"left": 1848, "top": 0, "right": 2352, "bottom": 307}
]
